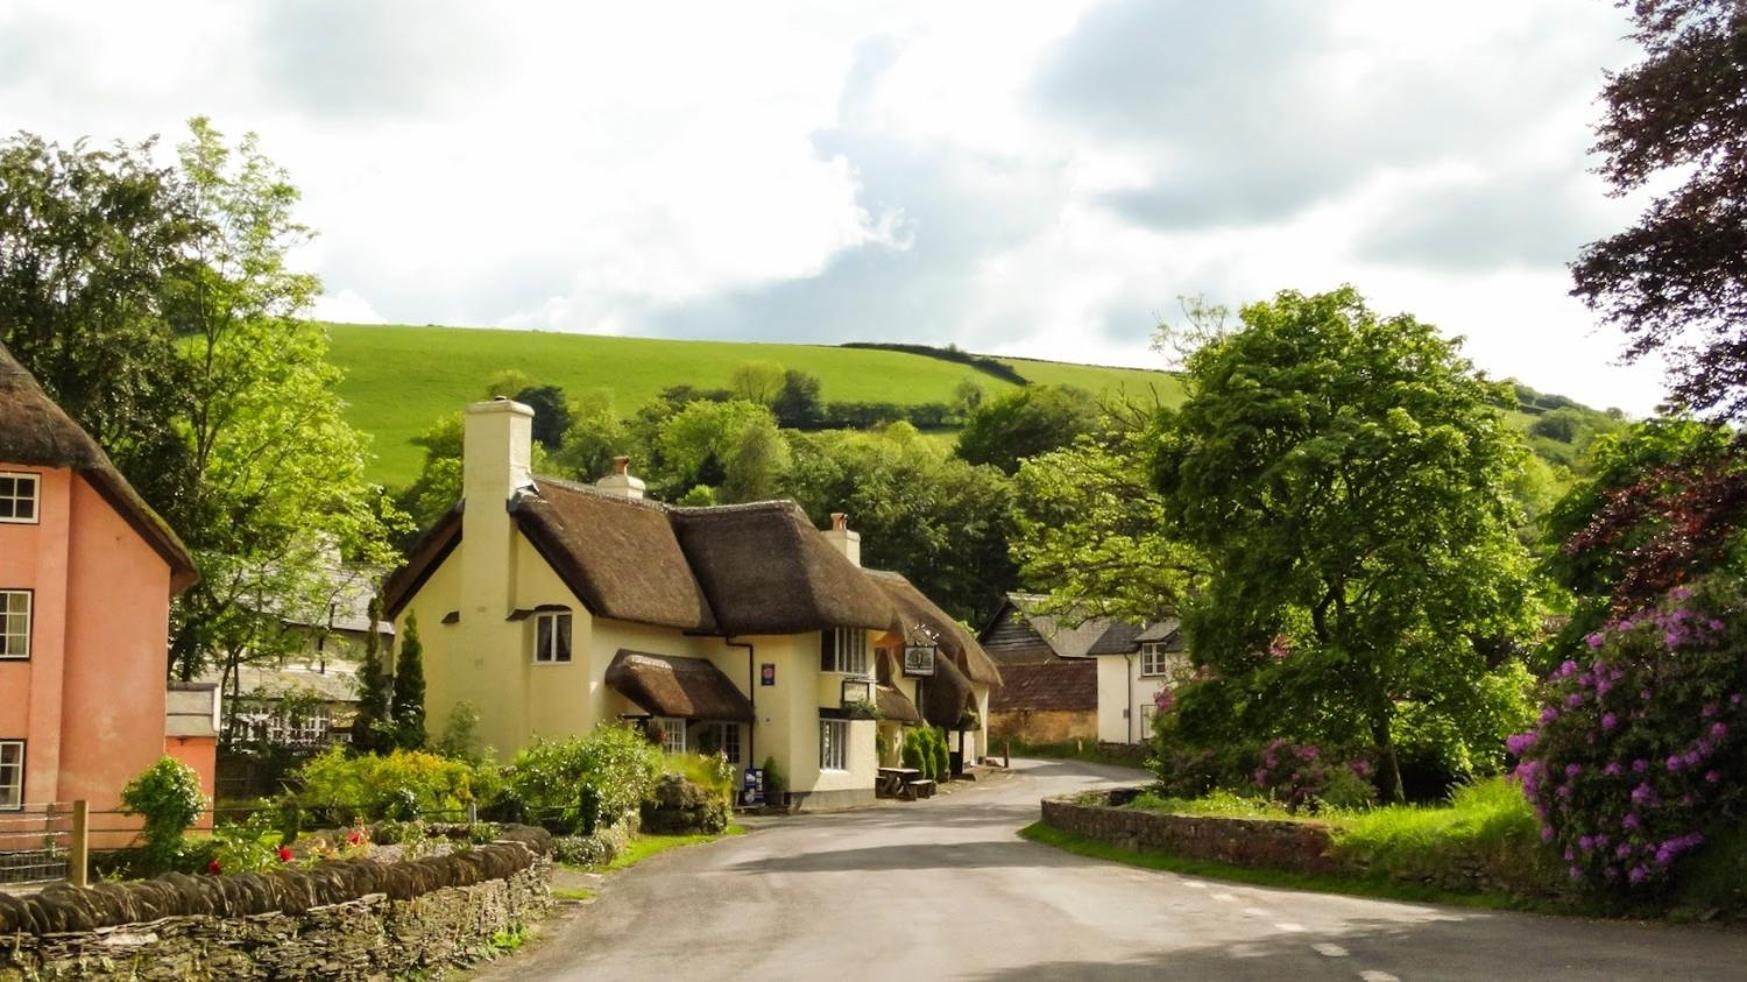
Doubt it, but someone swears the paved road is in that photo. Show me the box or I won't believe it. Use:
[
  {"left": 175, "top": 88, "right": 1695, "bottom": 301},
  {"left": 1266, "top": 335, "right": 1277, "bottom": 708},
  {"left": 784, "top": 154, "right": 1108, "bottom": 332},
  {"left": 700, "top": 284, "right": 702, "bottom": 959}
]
[{"left": 487, "top": 758, "right": 1747, "bottom": 981}]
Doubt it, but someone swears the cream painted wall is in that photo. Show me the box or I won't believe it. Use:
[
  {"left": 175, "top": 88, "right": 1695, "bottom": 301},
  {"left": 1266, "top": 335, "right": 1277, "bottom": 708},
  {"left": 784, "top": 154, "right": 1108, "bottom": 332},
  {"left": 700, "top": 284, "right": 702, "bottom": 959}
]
[{"left": 1096, "top": 655, "right": 1171, "bottom": 744}]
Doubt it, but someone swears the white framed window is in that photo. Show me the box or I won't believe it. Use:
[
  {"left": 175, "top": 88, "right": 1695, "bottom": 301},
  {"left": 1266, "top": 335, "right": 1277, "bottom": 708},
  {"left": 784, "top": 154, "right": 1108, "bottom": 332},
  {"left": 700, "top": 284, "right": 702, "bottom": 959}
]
[
  {"left": 1139, "top": 642, "right": 1170, "bottom": 677},
  {"left": 0, "top": 591, "right": 29, "bottom": 660},
  {"left": 533, "top": 611, "right": 572, "bottom": 664},
  {"left": 696, "top": 722, "right": 741, "bottom": 764},
  {"left": 819, "top": 719, "right": 849, "bottom": 771},
  {"left": 653, "top": 717, "right": 686, "bottom": 755},
  {"left": 1139, "top": 703, "right": 1156, "bottom": 732},
  {"left": 0, "top": 473, "right": 38, "bottom": 524},
  {"left": 0, "top": 741, "right": 22, "bottom": 810},
  {"left": 821, "top": 629, "right": 868, "bottom": 676}
]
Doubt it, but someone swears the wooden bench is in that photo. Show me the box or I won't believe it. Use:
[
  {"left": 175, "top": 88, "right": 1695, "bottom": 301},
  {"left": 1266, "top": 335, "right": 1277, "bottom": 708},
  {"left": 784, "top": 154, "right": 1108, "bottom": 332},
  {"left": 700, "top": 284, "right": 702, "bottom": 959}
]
[{"left": 904, "top": 779, "right": 937, "bottom": 800}]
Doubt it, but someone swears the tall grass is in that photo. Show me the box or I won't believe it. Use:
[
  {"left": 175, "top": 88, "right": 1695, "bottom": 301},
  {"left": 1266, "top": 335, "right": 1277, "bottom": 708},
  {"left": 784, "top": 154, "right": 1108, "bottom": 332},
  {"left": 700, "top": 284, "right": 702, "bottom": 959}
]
[{"left": 1128, "top": 777, "right": 1563, "bottom": 896}]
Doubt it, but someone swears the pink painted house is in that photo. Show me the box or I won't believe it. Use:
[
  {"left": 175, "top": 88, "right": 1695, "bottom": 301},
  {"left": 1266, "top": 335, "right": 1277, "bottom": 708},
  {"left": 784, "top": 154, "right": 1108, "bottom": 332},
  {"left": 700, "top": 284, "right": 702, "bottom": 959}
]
[{"left": 0, "top": 345, "right": 207, "bottom": 828}]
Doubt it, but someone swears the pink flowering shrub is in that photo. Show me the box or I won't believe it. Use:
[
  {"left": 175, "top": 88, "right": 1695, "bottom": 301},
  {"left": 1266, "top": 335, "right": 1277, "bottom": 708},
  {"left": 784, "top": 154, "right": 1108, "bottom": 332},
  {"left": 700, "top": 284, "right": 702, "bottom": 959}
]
[
  {"left": 1251, "top": 738, "right": 1376, "bottom": 813},
  {"left": 1515, "top": 577, "right": 1747, "bottom": 890}
]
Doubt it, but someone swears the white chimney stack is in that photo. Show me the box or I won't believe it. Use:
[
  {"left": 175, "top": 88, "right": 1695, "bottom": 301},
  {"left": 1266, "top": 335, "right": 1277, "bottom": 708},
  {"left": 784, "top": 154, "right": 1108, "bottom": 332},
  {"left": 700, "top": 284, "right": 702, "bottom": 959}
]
[
  {"left": 824, "top": 512, "right": 861, "bottom": 566},
  {"left": 596, "top": 455, "right": 646, "bottom": 500},
  {"left": 461, "top": 397, "right": 534, "bottom": 620}
]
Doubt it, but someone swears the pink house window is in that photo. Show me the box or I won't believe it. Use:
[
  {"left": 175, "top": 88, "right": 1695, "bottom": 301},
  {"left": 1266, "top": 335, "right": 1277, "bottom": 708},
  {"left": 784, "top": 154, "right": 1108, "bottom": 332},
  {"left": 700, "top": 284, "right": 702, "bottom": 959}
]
[
  {"left": 0, "top": 591, "right": 28, "bottom": 660},
  {"left": 0, "top": 741, "right": 21, "bottom": 810},
  {"left": 0, "top": 473, "right": 37, "bottom": 524}
]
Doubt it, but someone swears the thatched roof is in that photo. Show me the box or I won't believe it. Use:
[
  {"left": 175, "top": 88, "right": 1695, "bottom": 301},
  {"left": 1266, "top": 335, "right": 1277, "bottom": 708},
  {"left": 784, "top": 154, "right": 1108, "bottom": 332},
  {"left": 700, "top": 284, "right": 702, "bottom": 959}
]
[
  {"left": 0, "top": 343, "right": 197, "bottom": 592},
  {"left": 604, "top": 649, "right": 755, "bottom": 722},
  {"left": 921, "top": 653, "right": 976, "bottom": 728},
  {"left": 386, "top": 477, "right": 898, "bottom": 637},
  {"left": 876, "top": 684, "right": 922, "bottom": 724},
  {"left": 868, "top": 569, "right": 1001, "bottom": 688},
  {"left": 514, "top": 479, "right": 720, "bottom": 633},
  {"left": 672, "top": 500, "right": 894, "bottom": 636}
]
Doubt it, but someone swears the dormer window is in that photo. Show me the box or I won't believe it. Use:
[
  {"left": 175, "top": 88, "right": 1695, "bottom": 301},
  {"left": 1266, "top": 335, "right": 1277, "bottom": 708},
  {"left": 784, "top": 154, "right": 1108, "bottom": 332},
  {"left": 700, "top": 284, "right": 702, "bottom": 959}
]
[
  {"left": 821, "top": 628, "right": 868, "bottom": 676},
  {"left": 0, "top": 473, "right": 38, "bottom": 524},
  {"left": 533, "top": 610, "right": 572, "bottom": 664}
]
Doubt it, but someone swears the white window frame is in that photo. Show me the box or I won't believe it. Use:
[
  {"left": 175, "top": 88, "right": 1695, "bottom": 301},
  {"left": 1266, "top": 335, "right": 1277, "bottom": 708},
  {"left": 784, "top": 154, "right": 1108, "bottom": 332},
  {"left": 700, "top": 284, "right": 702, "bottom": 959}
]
[
  {"left": 0, "top": 590, "right": 29, "bottom": 660},
  {"left": 819, "top": 719, "right": 849, "bottom": 772},
  {"left": 532, "top": 610, "right": 573, "bottom": 664},
  {"left": 0, "top": 473, "right": 39, "bottom": 525},
  {"left": 654, "top": 716, "right": 686, "bottom": 755},
  {"left": 822, "top": 629, "right": 869, "bottom": 677},
  {"left": 1139, "top": 703, "right": 1157, "bottom": 732},
  {"left": 1139, "top": 642, "right": 1169, "bottom": 678},
  {"left": 0, "top": 740, "right": 22, "bottom": 811}
]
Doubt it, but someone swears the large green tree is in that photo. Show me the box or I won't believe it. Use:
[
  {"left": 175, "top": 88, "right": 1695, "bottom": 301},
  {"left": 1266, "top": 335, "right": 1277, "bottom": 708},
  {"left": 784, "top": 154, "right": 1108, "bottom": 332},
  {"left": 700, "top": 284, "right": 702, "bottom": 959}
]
[
  {"left": 0, "top": 120, "right": 406, "bottom": 683},
  {"left": 0, "top": 133, "right": 198, "bottom": 509},
  {"left": 784, "top": 423, "right": 1014, "bottom": 624},
  {"left": 1011, "top": 430, "right": 1202, "bottom": 622},
  {"left": 954, "top": 384, "right": 1101, "bottom": 475},
  {"left": 1156, "top": 287, "right": 1539, "bottom": 802}
]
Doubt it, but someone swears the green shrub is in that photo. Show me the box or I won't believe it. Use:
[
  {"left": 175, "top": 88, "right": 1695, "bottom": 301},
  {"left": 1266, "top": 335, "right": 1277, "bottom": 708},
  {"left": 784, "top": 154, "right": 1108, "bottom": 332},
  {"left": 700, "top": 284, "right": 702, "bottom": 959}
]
[
  {"left": 931, "top": 726, "right": 950, "bottom": 778},
  {"left": 211, "top": 812, "right": 286, "bottom": 874},
  {"left": 1334, "top": 777, "right": 1556, "bottom": 894},
  {"left": 761, "top": 755, "right": 787, "bottom": 805},
  {"left": 119, "top": 757, "right": 206, "bottom": 867},
  {"left": 665, "top": 753, "right": 735, "bottom": 811},
  {"left": 289, "top": 745, "right": 483, "bottom": 825},
  {"left": 506, "top": 723, "right": 663, "bottom": 831}
]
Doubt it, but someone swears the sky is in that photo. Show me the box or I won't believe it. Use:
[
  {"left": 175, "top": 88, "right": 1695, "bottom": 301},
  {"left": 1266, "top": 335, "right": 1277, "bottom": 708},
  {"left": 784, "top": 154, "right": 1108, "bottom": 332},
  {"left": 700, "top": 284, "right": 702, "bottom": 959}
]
[{"left": 0, "top": 0, "right": 1668, "bottom": 413}]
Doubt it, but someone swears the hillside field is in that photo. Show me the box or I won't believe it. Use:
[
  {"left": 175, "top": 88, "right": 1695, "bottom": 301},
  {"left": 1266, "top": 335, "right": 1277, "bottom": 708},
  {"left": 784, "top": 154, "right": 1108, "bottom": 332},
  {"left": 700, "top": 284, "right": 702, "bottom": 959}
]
[{"left": 325, "top": 323, "right": 1183, "bottom": 484}]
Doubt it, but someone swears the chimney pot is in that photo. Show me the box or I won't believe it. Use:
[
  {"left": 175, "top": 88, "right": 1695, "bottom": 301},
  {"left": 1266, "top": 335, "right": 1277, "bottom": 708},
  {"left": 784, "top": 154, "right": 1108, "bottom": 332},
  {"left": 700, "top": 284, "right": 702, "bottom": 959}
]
[
  {"left": 831, "top": 512, "right": 848, "bottom": 531},
  {"left": 824, "top": 512, "right": 860, "bottom": 565},
  {"left": 597, "top": 454, "right": 646, "bottom": 499}
]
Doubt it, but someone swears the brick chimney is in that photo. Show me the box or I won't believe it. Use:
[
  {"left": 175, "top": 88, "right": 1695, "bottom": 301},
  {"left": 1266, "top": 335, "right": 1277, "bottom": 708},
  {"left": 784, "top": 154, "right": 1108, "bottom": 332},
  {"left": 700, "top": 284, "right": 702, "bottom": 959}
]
[
  {"left": 823, "top": 512, "right": 861, "bottom": 566},
  {"left": 595, "top": 455, "right": 646, "bottom": 500}
]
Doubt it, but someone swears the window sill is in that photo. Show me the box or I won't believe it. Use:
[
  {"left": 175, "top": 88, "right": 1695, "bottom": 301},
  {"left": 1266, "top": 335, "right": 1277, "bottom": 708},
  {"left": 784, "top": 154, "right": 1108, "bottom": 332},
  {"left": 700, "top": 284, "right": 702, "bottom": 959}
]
[{"left": 531, "top": 659, "right": 575, "bottom": 667}]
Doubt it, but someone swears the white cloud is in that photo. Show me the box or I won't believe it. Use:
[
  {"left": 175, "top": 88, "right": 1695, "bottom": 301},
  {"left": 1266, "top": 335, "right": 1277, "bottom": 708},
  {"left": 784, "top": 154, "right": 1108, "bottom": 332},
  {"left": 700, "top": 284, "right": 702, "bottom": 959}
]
[{"left": 0, "top": 0, "right": 1669, "bottom": 413}]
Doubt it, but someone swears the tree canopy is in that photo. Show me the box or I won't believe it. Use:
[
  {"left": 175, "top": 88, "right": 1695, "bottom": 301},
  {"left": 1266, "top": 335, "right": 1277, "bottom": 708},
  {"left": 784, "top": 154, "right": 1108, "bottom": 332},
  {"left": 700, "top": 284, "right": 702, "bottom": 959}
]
[
  {"left": 1155, "top": 287, "right": 1539, "bottom": 802},
  {"left": 954, "top": 384, "right": 1101, "bottom": 475}
]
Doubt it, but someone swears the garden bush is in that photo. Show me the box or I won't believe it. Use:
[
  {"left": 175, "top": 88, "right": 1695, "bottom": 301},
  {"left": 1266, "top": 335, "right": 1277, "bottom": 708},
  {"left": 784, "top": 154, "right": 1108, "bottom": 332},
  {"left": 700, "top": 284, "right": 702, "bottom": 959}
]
[
  {"left": 1251, "top": 739, "right": 1376, "bottom": 814},
  {"left": 119, "top": 756, "right": 206, "bottom": 868},
  {"left": 287, "top": 745, "right": 486, "bottom": 825},
  {"left": 1515, "top": 577, "right": 1747, "bottom": 891},
  {"left": 210, "top": 811, "right": 291, "bottom": 874},
  {"left": 761, "top": 755, "right": 787, "bottom": 806},
  {"left": 505, "top": 723, "right": 663, "bottom": 832}
]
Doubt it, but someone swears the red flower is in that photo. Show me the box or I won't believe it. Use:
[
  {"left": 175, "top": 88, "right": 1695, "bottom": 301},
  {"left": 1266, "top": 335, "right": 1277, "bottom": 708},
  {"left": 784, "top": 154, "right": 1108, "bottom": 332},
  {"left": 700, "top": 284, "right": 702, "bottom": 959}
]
[
  {"left": 277, "top": 846, "right": 293, "bottom": 863},
  {"left": 347, "top": 830, "right": 362, "bottom": 846},
  {"left": 207, "top": 858, "right": 222, "bottom": 875}
]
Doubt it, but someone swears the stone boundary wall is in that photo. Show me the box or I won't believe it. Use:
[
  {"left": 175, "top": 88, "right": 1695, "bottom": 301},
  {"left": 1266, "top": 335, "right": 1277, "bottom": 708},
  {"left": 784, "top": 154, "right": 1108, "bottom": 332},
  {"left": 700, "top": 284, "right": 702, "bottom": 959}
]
[
  {"left": 0, "top": 827, "right": 554, "bottom": 980},
  {"left": 1040, "top": 788, "right": 1341, "bottom": 875}
]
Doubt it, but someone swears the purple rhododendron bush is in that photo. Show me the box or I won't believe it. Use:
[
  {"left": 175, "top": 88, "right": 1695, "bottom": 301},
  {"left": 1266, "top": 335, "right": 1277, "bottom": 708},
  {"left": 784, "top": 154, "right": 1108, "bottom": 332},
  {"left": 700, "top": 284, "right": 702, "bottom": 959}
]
[{"left": 1515, "top": 577, "right": 1747, "bottom": 892}]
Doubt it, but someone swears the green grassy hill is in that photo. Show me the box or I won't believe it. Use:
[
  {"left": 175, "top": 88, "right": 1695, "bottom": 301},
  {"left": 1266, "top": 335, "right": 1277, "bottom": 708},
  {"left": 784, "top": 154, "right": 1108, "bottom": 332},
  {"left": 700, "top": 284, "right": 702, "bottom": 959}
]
[
  {"left": 326, "top": 322, "right": 1616, "bottom": 488},
  {"left": 326, "top": 323, "right": 1184, "bottom": 484}
]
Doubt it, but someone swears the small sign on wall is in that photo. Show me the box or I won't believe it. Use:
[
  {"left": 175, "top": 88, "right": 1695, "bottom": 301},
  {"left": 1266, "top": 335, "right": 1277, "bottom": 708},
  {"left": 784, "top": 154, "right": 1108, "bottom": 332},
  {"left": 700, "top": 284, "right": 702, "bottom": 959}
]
[{"left": 761, "top": 663, "right": 776, "bottom": 686}]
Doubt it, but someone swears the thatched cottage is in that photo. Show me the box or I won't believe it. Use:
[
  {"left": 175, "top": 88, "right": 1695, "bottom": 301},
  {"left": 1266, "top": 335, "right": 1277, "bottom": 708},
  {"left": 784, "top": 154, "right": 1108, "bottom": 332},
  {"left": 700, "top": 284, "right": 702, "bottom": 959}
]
[{"left": 383, "top": 398, "right": 998, "bottom": 809}]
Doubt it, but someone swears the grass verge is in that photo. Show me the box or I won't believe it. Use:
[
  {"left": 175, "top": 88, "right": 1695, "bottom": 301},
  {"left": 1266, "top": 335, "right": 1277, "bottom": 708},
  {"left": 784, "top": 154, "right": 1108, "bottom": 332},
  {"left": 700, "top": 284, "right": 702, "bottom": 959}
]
[
  {"left": 594, "top": 824, "right": 746, "bottom": 873},
  {"left": 1018, "top": 821, "right": 1568, "bottom": 914},
  {"left": 552, "top": 886, "right": 597, "bottom": 902}
]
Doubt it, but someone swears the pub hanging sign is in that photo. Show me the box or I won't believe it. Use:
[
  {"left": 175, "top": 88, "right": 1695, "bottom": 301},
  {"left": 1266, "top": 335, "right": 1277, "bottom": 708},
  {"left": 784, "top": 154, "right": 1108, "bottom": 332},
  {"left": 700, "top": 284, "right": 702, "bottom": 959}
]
[{"left": 902, "top": 644, "right": 937, "bottom": 677}]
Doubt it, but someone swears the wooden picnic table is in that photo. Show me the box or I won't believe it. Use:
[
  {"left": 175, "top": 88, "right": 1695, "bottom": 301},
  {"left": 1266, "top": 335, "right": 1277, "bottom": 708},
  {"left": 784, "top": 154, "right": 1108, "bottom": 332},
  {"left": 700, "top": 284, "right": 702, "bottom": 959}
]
[{"left": 877, "top": 767, "right": 920, "bottom": 799}]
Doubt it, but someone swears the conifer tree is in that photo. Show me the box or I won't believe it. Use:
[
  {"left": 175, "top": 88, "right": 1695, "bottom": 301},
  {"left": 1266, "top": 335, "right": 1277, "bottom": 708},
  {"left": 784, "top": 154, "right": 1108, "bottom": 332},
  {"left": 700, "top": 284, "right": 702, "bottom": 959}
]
[
  {"left": 391, "top": 612, "right": 427, "bottom": 750},
  {"left": 352, "top": 596, "right": 392, "bottom": 753}
]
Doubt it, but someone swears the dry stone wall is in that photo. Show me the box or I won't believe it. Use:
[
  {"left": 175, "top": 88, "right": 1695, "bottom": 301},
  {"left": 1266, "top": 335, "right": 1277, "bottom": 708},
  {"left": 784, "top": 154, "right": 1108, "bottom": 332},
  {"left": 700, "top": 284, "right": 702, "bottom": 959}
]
[
  {"left": 1041, "top": 789, "right": 1342, "bottom": 874},
  {"left": 0, "top": 827, "right": 553, "bottom": 981}
]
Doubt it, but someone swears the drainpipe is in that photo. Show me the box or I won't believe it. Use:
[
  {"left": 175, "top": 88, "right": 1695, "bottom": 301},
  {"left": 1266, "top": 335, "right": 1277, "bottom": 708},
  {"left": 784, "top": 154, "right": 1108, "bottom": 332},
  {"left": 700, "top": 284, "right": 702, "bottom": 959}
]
[
  {"left": 726, "top": 638, "right": 756, "bottom": 774},
  {"left": 1126, "top": 652, "right": 1135, "bottom": 744}
]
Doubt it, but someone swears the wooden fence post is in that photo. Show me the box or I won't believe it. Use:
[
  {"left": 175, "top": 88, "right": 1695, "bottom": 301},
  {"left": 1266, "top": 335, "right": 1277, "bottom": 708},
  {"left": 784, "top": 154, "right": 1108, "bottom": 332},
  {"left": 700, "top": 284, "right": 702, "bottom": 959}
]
[{"left": 69, "top": 800, "right": 88, "bottom": 889}]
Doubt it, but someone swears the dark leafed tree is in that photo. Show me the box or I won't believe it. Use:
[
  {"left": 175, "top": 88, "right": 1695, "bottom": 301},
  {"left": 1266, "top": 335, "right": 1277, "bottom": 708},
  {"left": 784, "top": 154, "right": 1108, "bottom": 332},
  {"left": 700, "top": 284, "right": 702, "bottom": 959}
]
[
  {"left": 1571, "top": 0, "right": 1747, "bottom": 418},
  {"left": 513, "top": 384, "right": 571, "bottom": 449},
  {"left": 391, "top": 612, "right": 427, "bottom": 750}
]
